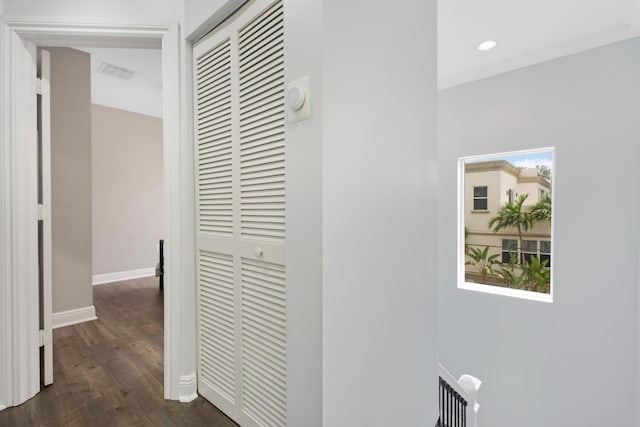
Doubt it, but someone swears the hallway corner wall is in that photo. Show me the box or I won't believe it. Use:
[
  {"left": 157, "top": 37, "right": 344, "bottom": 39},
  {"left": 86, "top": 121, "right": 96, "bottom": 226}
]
[{"left": 322, "top": 1, "right": 439, "bottom": 425}]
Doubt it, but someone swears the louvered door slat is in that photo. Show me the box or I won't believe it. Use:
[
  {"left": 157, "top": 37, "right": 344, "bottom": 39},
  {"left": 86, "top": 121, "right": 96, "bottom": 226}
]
[
  {"left": 198, "top": 251, "right": 236, "bottom": 403},
  {"left": 196, "top": 38, "right": 233, "bottom": 239},
  {"left": 238, "top": 3, "right": 283, "bottom": 45},
  {"left": 241, "top": 256, "right": 286, "bottom": 427}
]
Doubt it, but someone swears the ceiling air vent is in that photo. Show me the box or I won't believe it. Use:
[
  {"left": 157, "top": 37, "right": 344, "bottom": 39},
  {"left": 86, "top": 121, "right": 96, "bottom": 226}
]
[{"left": 97, "top": 62, "right": 137, "bottom": 80}]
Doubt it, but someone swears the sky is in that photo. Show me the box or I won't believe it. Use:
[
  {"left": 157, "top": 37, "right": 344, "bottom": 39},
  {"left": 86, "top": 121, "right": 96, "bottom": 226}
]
[{"left": 466, "top": 150, "right": 553, "bottom": 170}]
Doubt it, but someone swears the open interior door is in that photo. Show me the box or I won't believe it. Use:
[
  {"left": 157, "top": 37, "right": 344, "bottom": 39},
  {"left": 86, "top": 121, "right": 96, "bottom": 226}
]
[{"left": 37, "top": 48, "right": 53, "bottom": 386}]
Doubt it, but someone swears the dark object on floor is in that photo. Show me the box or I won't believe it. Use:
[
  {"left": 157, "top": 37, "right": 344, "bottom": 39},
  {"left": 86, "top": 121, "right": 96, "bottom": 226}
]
[{"left": 155, "top": 239, "right": 164, "bottom": 291}]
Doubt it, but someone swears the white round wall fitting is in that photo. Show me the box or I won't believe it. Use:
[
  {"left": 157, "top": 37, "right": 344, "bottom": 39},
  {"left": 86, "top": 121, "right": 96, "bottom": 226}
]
[{"left": 286, "top": 86, "right": 306, "bottom": 111}]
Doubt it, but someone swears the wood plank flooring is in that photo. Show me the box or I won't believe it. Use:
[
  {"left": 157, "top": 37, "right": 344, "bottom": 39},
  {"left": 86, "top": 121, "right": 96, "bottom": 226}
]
[{"left": 0, "top": 277, "right": 238, "bottom": 427}]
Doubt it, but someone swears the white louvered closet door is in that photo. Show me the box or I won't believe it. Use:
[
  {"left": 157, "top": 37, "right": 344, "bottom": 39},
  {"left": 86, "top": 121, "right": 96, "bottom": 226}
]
[{"left": 193, "top": 1, "right": 287, "bottom": 426}]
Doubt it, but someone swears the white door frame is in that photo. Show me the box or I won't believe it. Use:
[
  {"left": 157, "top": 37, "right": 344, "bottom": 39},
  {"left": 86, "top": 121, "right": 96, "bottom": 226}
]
[{"left": 0, "top": 18, "right": 192, "bottom": 407}]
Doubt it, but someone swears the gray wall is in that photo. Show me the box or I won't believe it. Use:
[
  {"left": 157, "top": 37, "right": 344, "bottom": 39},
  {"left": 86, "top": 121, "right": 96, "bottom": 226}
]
[
  {"left": 49, "top": 47, "right": 93, "bottom": 313},
  {"left": 438, "top": 38, "right": 640, "bottom": 427},
  {"left": 91, "top": 104, "right": 163, "bottom": 277},
  {"left": 322, "top": 0, "right": 439, "bottom": 425}
]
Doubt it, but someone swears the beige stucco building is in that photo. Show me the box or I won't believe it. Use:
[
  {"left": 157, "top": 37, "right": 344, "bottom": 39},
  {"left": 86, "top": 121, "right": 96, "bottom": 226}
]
[{"left": 464, "top": 160, "right": 551, "bottom": 279}]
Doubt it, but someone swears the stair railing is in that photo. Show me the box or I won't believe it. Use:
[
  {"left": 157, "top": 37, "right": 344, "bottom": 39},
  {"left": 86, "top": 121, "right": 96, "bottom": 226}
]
[{"left": 438, "top": 363, "right": 482, "bottom": 427}]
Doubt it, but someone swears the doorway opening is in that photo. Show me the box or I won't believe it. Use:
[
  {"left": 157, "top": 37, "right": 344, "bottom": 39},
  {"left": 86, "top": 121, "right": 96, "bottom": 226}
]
[
  {"left": 0, "top": 20, "right": 191, "bottom": 409},
  {"left": 42, "top": 43, "right": 165, "bottom": 402}
]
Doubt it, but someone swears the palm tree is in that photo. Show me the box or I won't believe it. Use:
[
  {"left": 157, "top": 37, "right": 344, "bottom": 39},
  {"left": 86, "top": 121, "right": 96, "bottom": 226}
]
[
  {"left": 488, "top": 194, "right": 533, "bottom": 264},
  {"left": 530, "top": 193, "right": 551, "bottom": 222}
]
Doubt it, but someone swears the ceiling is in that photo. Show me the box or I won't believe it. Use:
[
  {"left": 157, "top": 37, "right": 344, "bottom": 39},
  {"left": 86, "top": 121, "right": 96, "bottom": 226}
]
[
  {"left": 78, "top": 1, "right": 640, "bottom": 110},
  {"left": 438, "top": 0, "right": 640, "bottom": 89},
  {"left": 75, "top": 47, "right": 163, "bottom": 118}
]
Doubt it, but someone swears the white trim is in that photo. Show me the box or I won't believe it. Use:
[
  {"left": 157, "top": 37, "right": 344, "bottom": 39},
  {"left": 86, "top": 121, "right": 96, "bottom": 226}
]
[
  {"left": 39, "top": 48, "right": 53, "bottom": 386},
  {"left": 52, "top": 305, "right": 97, "bottom": 329},
  {"left": 0, "top": 13, "right": 8, "bottom": 413},
  {"left": 439, "top": 26, "right": 640, "bottom": 90},
  {"left": 93, "top": 267, "right": 156, "bottom": 285},
  {"left": 161, "top": 21, "right": 185, "bottom": 402},
  {"left": 186, "top": 0, "right": 249, "bottom": 42},
  {"left": 458, "top": 282, "right": 553, "bottom": 303},
  {"left": 0, "top": 18, "right": 190, "bottom": 407},
  {"left": 179, "top": 372, "right": 198, "bottom": 403},
  {"left": 1, "top": 24, "right": 41, "bottom": 409}
]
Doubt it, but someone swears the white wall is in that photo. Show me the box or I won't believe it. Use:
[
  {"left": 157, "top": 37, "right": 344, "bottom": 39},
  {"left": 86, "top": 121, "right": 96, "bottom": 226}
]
[
  {"left": 439, "top": 37, "right": 640, "bottom": 427},
  {"left": 322, "top": 1, "right": 439, "bottom": 426},
  {"left": 283, "top": 0, "right": 323, "bottom": 425},
  {"left": 4, "top": 0, "right": 183, "bottom": 24}
]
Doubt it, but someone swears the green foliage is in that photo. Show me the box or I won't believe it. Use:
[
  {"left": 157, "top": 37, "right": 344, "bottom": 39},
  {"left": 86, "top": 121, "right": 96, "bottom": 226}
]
[
  {"left": 488, "top": 194, "right": 534, "bottom": 232},
  {"left": 530, "top": 194, "right": 552, "bottom": 222},
  {"left": 497, "top": 264, "right": 524, "bottom": 288},
  {"left": 497, "top": 255, "right": 550, "bottom": 293},
  {"left": 519, "top": 256, "right": 551, "bottom": 293},
  {"left": 536, "top": 165, "right": 552, "bottom": 181},
  {"left": 465, "top": 246, "right": 500, "bottom": 282}
]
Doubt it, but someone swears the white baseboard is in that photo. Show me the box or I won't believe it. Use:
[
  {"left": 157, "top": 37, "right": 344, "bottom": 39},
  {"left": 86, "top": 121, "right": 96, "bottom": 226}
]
[
  {"left": 52, "top": 305, "right": 98, "bottom": 329},
  {"left": 179, "top": 372, "right": 198, "bottom": 402},
  {"left": 93, "top": 267, "right": 155, "bottom": 285}
]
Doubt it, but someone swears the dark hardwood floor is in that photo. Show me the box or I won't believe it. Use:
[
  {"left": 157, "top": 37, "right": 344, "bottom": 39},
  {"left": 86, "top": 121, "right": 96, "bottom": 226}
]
[{"left": 0, "top": 277, "right": 238, "bottom": 427}]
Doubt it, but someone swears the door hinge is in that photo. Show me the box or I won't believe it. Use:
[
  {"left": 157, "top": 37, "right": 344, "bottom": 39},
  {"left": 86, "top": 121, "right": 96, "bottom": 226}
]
[
  {"left": 38, "top": 203, "right": 49, "bottom": 221},
  {"left": 36, "top": 78, "right": 49, "bottom": 96},
  {"left": 39, "top": 329, "right": 44, "bottom": 347}
]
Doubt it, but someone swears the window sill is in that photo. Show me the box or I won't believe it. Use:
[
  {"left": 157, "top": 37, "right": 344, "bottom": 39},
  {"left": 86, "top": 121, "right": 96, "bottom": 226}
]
[
  {"left": 458, "top": 281, "right": 553, "bottom": 303},
  {"left": 470, "top": 210, "right": 490, "bottom": 214}
]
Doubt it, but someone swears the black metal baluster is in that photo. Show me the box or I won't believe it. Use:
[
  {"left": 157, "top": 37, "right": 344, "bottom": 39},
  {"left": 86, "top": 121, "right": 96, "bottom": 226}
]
[
  {"left": 444, "top": 383, "right": 448, "bottom": 426},
  {"left": 437, "top": 376, "right": 470, "bottom": 427},
  {"left": 463, "top": 401, "right": 466, "bottom": 427},
  {"left": 448, "top": 384, "right": 452, "bottom": 426},
  {"left": 441, "top": 379, "right": 444, "bottom": 427}
]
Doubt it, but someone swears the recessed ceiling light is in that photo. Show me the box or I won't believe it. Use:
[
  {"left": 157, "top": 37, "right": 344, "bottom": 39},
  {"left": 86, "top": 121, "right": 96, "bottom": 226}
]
[{"left": 477, "top": 40, "right": 497, "bottom": 52}]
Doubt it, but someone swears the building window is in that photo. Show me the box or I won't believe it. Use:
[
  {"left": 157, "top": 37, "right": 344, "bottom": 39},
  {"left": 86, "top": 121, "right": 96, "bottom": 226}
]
[
  {"left": 522, "top": 240, "right": 537, "bottom": 264},
  {"left": 539, "top": 188, "right": 546, "bottom": 201},
  {"left": 507, "top": 189, "right": 514, "bottom": 204},
  {"left": 540, "top": 240, "right": 551, "bottom": 267},
  {"left": 473, "top": 186, "right": 488, "bottom": 210},
  {"left": 502, "top": 239, "right": 518, "bottom": 263}
]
